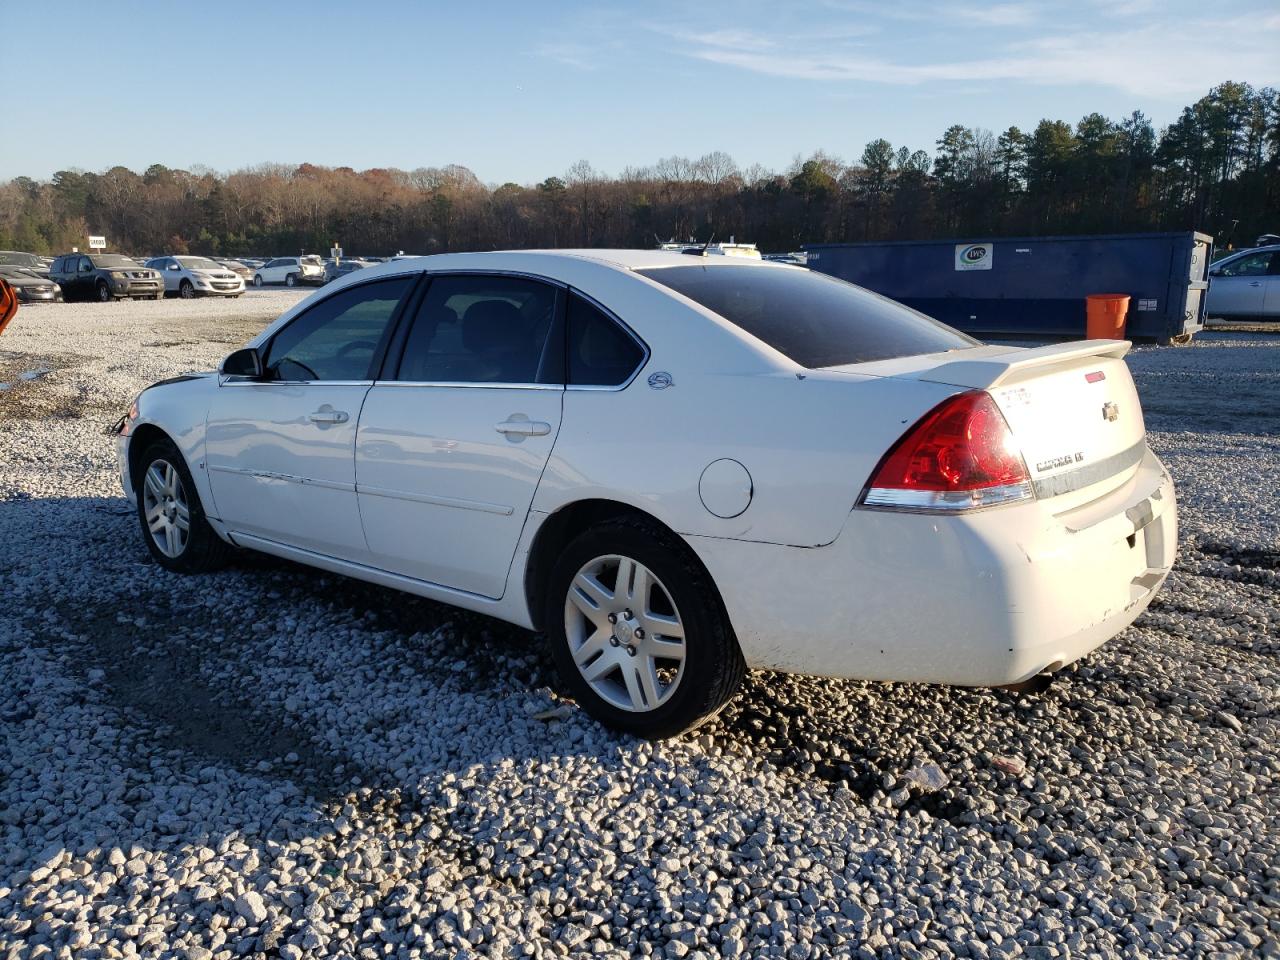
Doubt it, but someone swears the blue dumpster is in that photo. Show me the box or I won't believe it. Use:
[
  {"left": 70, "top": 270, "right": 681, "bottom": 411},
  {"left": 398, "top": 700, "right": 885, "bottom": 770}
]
[{"left": 804, "top": 231, "right": 1212, "bottom": 342}]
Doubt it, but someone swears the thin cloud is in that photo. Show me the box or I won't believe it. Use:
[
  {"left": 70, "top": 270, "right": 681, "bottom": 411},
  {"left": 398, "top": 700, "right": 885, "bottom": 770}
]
[{"left": 680, "top": 15, "right": 1279, "bottom": 99}]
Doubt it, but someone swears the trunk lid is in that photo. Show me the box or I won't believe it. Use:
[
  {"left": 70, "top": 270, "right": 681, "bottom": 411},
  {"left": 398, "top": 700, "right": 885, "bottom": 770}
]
[{"left": 832, "top": 339, "right": 1147, "bottom": 508}]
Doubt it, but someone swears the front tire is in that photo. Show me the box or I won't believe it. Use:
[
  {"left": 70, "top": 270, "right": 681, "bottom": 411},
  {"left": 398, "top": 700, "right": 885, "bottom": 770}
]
[
  {"left": 253, "top": 274, "right": 263, "bottom": 287},
  {"left": 546, "top": 518, "right": 745, "bottom": 739},
  {"left": 135, "top": 439, "right": 234, "bottom": 573},
  {"left": 96, "top": 281, "right": 112, "bottom": 302},
  {"left": 179, "top": 279, "right": 195, "bottom": 299}
]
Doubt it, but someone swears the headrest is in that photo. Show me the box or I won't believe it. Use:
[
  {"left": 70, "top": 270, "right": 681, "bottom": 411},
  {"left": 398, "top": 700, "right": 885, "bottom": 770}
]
[{"left": 462, "top": 300, "right": 525, "bottom": 354}]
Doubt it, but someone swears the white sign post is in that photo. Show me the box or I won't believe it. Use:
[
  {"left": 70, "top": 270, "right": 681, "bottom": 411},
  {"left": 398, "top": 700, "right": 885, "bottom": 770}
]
[{"left": 88, "top": 236, "right": 107, "bottom": 250}]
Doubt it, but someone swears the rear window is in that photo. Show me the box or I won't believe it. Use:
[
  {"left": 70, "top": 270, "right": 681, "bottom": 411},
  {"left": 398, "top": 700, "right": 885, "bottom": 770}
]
[{"left": 637, "top": 265, "right": 975, "bottom": 368}]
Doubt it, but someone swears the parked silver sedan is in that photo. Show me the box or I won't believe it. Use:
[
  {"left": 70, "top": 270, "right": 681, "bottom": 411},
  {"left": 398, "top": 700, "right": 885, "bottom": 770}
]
[
  {"left": 144, "top": 256, "right": 245, "bottom": 299},
  {"left": 1207, "top": 245, "right": 1280, "bottom": 318}
]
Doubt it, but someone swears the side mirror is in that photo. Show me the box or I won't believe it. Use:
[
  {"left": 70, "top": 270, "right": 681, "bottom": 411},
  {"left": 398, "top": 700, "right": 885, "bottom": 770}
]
[
  {"left": 221, "top": 347, "right": 264, "bottom": 379},
  {"left": 168, "top": 264, "right": 181, "bottom": 271}
]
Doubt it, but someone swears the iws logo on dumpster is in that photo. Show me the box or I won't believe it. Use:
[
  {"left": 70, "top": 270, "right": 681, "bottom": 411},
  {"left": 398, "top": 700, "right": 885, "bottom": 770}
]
[{"left": 954, "top": 243, "right": 993, "bottom": 271}]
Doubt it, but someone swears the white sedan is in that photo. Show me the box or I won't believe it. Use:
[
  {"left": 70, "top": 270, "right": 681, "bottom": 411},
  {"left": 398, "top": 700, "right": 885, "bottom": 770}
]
[
  {"left": 145, "top": 256, "right": 245, "bottom": 298},
  {"left": 114, "top": 250, "right": 1176, "bottom": 738}
]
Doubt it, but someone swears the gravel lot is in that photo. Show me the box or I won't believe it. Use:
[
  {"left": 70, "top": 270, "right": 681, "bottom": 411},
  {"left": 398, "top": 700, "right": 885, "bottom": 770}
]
[{"left": 1, "top": 296, "right": 1277, "bottom": 960}]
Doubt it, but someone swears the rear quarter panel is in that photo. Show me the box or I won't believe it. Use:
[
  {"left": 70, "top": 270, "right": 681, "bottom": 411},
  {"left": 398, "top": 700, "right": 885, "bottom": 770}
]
[{"left": 535, "top": 370, "right": 960, "bottom": 546}]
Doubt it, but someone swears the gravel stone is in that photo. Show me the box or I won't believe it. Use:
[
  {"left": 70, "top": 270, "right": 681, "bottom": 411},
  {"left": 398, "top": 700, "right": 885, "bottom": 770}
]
[{"left": 0, "top": 303, "right": 1276, "bottom": 958}]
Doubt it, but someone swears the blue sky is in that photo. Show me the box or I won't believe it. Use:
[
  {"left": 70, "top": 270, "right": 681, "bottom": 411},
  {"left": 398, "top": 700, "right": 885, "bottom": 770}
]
[{"left": 3, "top": 0, "right": 1277, "bottom": 183}]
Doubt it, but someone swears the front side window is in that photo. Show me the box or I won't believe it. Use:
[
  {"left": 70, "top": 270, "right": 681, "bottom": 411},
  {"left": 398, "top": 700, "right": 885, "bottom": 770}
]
[
  {"left": 567, "top": 292, "right": 645, "bottom": 387},
  {"left": 637, "top": 265, "right": 976, "bottom": 368},
  {"left": 395, "top": 274, "right": 561, "bottom": 384},
  {"left": 1218, "top": 253, "right": 1273, "bottom": 278},
  {"left": 263, "top": 276, "right": 414, "bottom": 382}
]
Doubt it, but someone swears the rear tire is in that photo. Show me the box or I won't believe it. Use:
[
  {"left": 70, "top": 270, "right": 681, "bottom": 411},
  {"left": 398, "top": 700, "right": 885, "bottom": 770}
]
[
  {"left": 134, "top": 438, "right": 234, "bottom": 574},
  {"left": 545, "top": 517, "right": 745, "bottom": 739},
  {"left": 285, "top": 273, "right": 297, "bottom": 287}
]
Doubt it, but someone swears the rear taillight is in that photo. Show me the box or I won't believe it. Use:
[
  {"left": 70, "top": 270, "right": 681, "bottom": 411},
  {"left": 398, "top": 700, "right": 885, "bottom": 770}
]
[{"left": 859, "top": 390, "right": 1033, "bottom": 512}]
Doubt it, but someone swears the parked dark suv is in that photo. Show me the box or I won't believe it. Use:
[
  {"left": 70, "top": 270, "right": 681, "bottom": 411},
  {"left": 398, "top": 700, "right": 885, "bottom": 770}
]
[{"left": 49, "top": 254, "right": 164, "bottom": 302}]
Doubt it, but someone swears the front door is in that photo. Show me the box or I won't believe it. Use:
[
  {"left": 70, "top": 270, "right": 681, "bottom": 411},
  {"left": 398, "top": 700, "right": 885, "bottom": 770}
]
[
  {"left": 205, "top": 274, "right": 416, "bottom": 560},
  {"left": 356, "top": 273, "right": 564, "bottom": 598}
]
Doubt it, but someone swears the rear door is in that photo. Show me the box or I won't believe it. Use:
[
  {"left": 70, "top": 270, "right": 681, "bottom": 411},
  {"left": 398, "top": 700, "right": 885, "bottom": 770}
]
[
  {"left": 205, "top": 275, "right": 417, "bottom": 560},
  {"left": 75, "top": 256, "right": 94, "bottom": 298},
  {"left": 355, "top": 273, "right": 564, "bottom": 598}
]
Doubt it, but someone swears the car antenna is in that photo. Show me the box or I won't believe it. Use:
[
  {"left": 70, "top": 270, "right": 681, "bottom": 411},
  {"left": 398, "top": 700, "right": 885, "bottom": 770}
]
[{"left": 686, "top": 232, "right": 716, "bottom": 259}]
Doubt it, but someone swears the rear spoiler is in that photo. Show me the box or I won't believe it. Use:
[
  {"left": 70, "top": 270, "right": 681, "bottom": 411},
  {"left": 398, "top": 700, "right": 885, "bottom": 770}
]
[{"left": 914, "top": 339, "right": 1131, "bottom": 390}]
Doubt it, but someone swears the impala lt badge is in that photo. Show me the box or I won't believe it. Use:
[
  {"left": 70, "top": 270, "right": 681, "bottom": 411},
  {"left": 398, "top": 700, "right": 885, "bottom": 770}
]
[{"left": 1102, "top": 402, "right": 1120, "bottom": 422}]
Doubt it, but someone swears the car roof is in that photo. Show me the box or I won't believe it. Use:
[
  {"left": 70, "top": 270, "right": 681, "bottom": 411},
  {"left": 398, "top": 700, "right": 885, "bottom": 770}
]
[
  {"left": 385, "top": 249, "right": 791, "bottom": 272},
  {"left": 1222, "top": 244, "right": 1280, "bottom": 257}
]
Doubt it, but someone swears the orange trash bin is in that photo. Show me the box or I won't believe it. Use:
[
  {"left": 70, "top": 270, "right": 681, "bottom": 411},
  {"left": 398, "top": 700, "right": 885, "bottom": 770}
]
[{"left": 1085, "top": 293, "right": 1130, "bottom": 339}]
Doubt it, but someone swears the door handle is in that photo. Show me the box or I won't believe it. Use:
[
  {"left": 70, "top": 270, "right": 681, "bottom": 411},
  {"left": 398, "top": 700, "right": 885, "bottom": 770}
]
[
  {"left": 1249, "top": 281, "right": 1262, "bottom": 287},
  {"left": 308, "top": 408, "right": 349, "bottom": 424},
  {"left": 496, "top": 418, "right": 551, "bottom": 437}
]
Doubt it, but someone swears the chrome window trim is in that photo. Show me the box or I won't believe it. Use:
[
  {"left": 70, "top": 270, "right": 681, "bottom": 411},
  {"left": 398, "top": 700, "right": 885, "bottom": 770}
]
[
  {"left": 219, "top": 377, "right": 374, "bottom": 387},
  {"left": 416, "top": 268, "right": 569, "bottom": 289},
  {"left": 372, "top": 381, "right": 562, "bottom": 391},
  {"left": 564, "top": 286, "right": 650, "bottom": 392}
]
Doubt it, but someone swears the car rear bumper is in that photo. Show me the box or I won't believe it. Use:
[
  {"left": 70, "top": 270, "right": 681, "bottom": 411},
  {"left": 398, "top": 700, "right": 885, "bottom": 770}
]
[{"left": 688, "top": 446, "right": 1176, "bottom": 687}]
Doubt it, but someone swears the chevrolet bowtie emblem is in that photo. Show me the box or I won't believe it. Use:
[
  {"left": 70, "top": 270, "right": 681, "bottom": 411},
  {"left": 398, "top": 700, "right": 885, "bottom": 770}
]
[{"left": 1102, "top": 402, "right": 1119, "bottom": 422}]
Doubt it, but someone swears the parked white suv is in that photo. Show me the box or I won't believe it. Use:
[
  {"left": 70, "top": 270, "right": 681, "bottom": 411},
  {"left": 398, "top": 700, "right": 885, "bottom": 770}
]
[
  {"left": 145, "top": 256, "right": 245, "bottom": 299},
  {"left": 253, "top": 256, "right": 325, "bottom": 287}
]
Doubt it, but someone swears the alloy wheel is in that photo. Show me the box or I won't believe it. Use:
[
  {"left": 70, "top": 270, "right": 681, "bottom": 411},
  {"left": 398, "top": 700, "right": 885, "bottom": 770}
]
[
  {"left": 142, "top": 459, "right": 190, "bottom": 559},
  {"left": 563, "top": 554, "right": 687, "bottom": 712}
]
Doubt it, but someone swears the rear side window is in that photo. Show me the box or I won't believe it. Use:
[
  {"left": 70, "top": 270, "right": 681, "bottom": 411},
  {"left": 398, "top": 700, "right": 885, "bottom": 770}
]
[
  {"left": 395, "top": 274, "right": 561, "bottom": 384},
  {"left": 637, "top": 265, "right": 975, "bottom": 368},
  {"left": 567, "top": 292, "right": 645, "bottom": 387},
  {"left": 264, "top": 276, "right": 413, "bottom": 381}
]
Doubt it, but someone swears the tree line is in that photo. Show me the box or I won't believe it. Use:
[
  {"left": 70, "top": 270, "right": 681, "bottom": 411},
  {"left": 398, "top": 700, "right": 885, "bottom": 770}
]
[{"left": 1, "top": 82, "right": 1275, "bottom": 258}]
